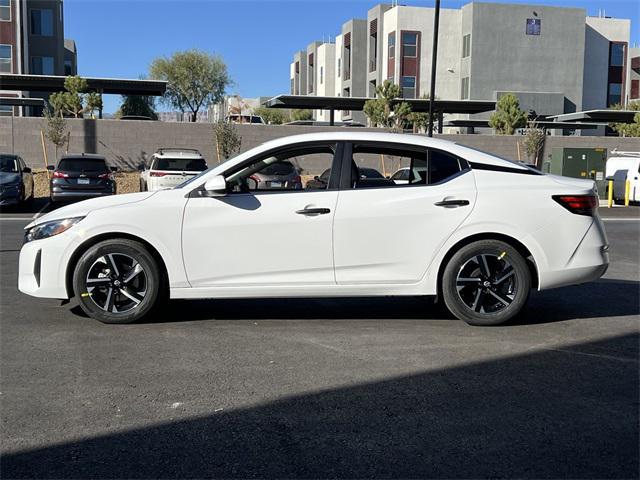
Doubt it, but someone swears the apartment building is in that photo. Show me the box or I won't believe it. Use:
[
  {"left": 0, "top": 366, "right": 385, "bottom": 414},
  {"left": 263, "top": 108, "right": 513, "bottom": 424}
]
[
  {"left": 290, "top": 1, "right": 634, "bottom": 131},
  {"left": 0, "top": 0, "right": 77, "bottom": 115}
]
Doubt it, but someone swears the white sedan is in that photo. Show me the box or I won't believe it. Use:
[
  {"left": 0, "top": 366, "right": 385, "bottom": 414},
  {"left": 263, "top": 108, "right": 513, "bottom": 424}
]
[{"left": 18, "top": 132, "right": 609, "bottom": 326}]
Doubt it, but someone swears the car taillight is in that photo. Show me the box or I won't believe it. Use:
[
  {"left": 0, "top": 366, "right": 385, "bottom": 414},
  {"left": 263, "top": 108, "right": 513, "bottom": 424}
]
[
  {"left": 150, "top": 171, "right": 167, "bottom": 177},
  {"left": 553, "top": 194, "right": 598, "bottom": 216},
  {"left": 98, "top": 172, "right": 114, "bottom": 180},
  {"left": 52, "top": 171, "right": 68, "bottom": 178}
]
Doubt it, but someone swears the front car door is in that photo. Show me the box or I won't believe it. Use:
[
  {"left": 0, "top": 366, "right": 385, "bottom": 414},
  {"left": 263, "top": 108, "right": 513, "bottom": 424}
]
[
  {"left": 333, "top": 142, "right": 477, "bottom": 284},
  {"left": 182, "top": 141, "right": 342, "bottom": 287}
]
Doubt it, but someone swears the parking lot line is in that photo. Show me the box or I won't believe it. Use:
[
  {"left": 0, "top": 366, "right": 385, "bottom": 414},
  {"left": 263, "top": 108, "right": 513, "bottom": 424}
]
[
  {"left": 32, "top": 202, "right": 51, "bottom": 220},
  {"left": 0, "top": 217, "right": 33, "bottom": 221},
  {"left": 601, "top": 218, "right": 640, "bottom": 222}
]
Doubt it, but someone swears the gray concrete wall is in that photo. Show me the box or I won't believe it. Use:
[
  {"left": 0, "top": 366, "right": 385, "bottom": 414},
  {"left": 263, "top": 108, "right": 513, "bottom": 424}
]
[
  {"left": 3, "top": 117, "right": 639, "bottom": 170},
  {"left": 470, "top": 3, "right": 586, "bottom": 113}
]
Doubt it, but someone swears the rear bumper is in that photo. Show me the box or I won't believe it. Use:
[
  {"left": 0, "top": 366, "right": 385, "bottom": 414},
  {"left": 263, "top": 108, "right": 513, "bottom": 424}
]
[
  {"left": 539, "top": 218, "right": 609, "bottom": 290},
  {"left": 51, "top": 190, "right": 115, "bottom": 201}
]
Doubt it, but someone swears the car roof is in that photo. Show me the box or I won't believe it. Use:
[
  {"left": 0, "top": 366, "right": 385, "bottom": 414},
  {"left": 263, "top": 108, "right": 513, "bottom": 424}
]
[
  {"left": 60, "top": 153, "right": 106, "bottom": 161},
  {"left": 253, "top": 132, "right": 527, "bottom": 169},
  {"left": 153, "top": 148, "right": 203, "bottom": 160}
]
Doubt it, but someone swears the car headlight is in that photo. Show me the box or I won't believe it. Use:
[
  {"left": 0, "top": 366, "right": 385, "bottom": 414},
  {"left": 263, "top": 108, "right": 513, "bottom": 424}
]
[{"left": 24, "top": 217, "right": 84, "bottom": 243}]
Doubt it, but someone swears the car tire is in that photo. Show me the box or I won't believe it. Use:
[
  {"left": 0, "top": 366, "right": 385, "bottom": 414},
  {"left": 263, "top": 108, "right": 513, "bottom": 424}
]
[
  {"left": 72, "top": 239, "right": 166, "bottom": 324},
  {"left": 442, "top": 240, "right": 531, "bottom": 326}
]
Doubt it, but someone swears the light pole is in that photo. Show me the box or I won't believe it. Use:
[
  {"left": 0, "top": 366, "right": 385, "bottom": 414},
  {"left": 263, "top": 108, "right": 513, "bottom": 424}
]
[{"left": 427, "top": 0, "right": 441, "bottom": 137}]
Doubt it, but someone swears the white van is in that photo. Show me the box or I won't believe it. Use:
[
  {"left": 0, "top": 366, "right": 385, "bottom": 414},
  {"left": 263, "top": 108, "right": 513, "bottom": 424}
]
[{"left": 605, "top": 150, "right": 640, "bottom": 204}]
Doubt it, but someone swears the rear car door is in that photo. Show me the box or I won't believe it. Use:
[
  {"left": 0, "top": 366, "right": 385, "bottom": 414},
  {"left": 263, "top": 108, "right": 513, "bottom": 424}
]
[
  {"left": 182, "top": 142, "right": 342, "bottom": 287},
  {"left": 333, "top": 142, "right": 477, "bottom": 284}
]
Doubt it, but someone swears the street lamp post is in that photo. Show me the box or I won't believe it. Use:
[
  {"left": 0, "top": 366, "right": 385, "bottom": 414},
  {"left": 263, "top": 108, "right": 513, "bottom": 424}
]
[{"left": 427, "top": 0, "right": 441, "bottom": 137}]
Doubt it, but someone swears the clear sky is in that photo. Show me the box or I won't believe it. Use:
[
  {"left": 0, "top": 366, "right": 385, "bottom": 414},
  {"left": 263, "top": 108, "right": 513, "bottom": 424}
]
[{"left": 64, "top": 0, "right": 639, "bottom": 114}]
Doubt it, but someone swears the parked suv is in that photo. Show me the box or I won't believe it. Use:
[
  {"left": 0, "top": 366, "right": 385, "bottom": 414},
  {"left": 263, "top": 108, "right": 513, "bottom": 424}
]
[
  {"left": 48, "top": 154, "right": 116, "bottom": 203},
  {"left": 140, "top": 148, "right": 208, "bottom": 192}
]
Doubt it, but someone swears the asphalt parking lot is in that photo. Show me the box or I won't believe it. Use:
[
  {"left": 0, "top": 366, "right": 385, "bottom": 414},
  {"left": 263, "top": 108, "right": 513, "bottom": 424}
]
[{"left": 0, "top": 201, "right": 638, "bottom": 479}]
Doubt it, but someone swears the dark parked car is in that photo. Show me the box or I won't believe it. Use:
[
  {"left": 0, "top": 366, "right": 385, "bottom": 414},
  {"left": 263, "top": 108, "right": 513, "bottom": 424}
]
[
  {"left": 0, "top": 154, "right": 34, "bottom": 207},
  {"left": 48, "top": 154, "right": 116, "bottom": 203}
]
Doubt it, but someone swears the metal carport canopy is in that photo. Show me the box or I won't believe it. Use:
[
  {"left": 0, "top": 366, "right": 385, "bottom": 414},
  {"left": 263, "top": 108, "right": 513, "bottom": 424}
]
[
  {"left": 444, "top": 119, "right": 604, "bottom": 130},
  {"left": 547, "top": 109, "right": 638, "bottom": 123},
  {"left": 264, "top": 95, "right": 496, "bottom": 114},
  {"left": 0, "top": 74, "right": 167, "bottom": 96}
]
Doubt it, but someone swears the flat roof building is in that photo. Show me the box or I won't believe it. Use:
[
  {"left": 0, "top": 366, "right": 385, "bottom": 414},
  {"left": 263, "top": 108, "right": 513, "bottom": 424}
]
[
  {"left": 289, "top": 1, "right": 634, "bottom": 134},
  {"left": 0, "top": 0, "right": 77, "bottom": 116}
]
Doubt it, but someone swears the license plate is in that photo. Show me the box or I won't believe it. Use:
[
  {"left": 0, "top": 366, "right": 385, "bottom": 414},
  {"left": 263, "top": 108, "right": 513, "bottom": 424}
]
[
  {"left": 77, "top": 178, "right": 90, "bottom": 184},
  {"left": 270, "top": 181, "right": 282, "bottom": 188}
]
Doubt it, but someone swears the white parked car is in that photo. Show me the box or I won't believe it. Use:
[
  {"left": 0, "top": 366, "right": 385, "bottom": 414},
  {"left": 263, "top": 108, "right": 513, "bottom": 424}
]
[
  {"left": 605, "top": 150, "right": 640, "bottom": 204},
  {"left": 18, "top": 132, "right": 609, "bottom": 326},
  {"left": 139, "top": 148, "right": 208, "bottom": 192}
]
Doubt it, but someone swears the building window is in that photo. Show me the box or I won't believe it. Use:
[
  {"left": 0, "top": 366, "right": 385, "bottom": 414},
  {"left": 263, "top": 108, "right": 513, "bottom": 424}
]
[
  {"left": 0, "top": 44, "right": 12, "bottom": 73},
  {"left": 0, "top": 0, "right": 10, "bottom": 22},
  {"left": 30, "top": 9, "right": 54, "bottom": 36},
  {"left": 402, "top": 32, "right": 418, "bottom": 57},
  {"left": 320, "top": 66, "right": 323, "bottom": 85},
  {"left": 337, "top": 57, "right": 341, "bottom": 78},
  {"left": 631, "top": 79, "right": 639, "bottom": 100},
  {"left": 64, "top": 59, "right": 73, "bottom": 76},
  {"left": 461, "top": 76, "right": 470, "bottom": 100},
  {"left": 0, "top": 105, "right": 13, "bottom": 116},
  {"left": 290, "top": 78, "right": 294, "bottom": 95},
  {"left": 462, "top": 34, "right": 471, "bottom": 58},
  {"left": 388, "top": 32, "right": 395, "bottom": 80},
  {"left": 31, "top": 56, "right": 54, "bottom": 75},
  {"left": 401, "top": 76, "right": 416, "bottom": 98},
  {"left": 369, "top": 19, "right": 378, "bottom": 72},
  {"left": 342, "top": 87, "right": 350, "bottom": 116},
  {"left": 608, "top": 83, "right": 622, "bottom": 106},
  {"left": 308, "top": 53, "right": 314, "bottom": 94},
  {"left": 610, "top": 43, "right": 625, "bottom": 67},
  {"left": 526, "top": 18, "right": 541, "bottom": 35}
]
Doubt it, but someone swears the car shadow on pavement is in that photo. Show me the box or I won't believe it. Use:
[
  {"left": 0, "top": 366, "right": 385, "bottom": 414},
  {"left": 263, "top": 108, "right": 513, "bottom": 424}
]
[
  {"left": 2, "top": 333, "right": 637, "bottom": 479},
  {"left": 115, "top": 278, "right": 639, "bottom": 325},
  {"left": 0, "top": 197, "right": 49, "bottom": 215}
]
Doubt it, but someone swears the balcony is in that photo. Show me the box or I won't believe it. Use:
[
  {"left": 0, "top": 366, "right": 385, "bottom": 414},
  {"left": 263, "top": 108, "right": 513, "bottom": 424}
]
[{"left": 369, "top": 59, "right": 377, "bottom": 73}]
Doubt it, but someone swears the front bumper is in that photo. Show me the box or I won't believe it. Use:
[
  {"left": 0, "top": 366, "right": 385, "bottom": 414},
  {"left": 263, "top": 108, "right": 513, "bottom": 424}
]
[{"left": 18, "top": 233, "right": 74, "bottom": 299}]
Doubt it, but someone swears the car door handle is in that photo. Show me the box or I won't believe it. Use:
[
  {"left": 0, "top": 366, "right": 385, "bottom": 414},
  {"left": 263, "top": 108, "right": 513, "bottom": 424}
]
[
  {"left": 434, "top": 199, "right": 470, "bottom": 207},
  {"left": 296, "top": 207, "right": 331, "bottom": 215}
]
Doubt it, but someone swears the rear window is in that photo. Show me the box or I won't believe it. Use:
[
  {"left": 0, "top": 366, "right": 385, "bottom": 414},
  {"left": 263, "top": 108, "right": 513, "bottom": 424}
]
[
  {"left": 154, "top": 158, "right": 207, "bottom": 172},
  {"left": 0, "top": 155, "right": 18, "bottom": 172},
  {"left": 261, "top": 161, "right": 296, "bottom": 176},
  {"left": 57, "top": 158, "right": 108, "bottom": 172}
]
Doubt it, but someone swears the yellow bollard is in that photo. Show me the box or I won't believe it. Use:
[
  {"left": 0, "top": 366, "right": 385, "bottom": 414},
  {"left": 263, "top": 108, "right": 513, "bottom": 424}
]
[
  {"left": 625, "top": 180, "right": 630, "bottom": 207},
  {"left": 608, "top": 179, "right": 614, "bottom": 208}
]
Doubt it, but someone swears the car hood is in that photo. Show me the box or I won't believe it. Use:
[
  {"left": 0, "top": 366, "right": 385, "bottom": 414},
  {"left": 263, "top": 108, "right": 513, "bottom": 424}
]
[
  {"left": 0, "top": 172, "right": 21, "bottom": 185},
  {"left": 26, "top": 191, "right": 157, "bottom": 229}
]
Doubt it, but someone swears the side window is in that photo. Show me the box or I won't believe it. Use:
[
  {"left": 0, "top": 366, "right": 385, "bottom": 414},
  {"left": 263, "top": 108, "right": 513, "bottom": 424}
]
[
  {"left": 226, "top": 144, "right": 336, "bottom": 193},
  {"left": 350, "top": 144, "right": 463, "bottom": 189},
  {"left": 429, "top": 150, "right": 463, "bottom": 184}
]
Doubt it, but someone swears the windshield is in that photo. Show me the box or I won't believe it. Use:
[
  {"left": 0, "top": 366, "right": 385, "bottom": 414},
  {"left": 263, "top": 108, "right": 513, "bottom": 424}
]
[
  {"left": 0, "top": 156, "right": 18, "bottom": 173},
  {"left": 154, "top": 157, "right": 207, "bottom": 172},
  {"left": 57, "top": 158, "right": 108, "bottom": 172}
]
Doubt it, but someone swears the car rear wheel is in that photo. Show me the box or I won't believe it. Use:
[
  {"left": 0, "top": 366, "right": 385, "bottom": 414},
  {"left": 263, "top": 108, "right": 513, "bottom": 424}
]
[
  {"left": 442, "top": 240, "right": 531, "bottom": 326},
  {"left": 72, "top": 239, "right": 166, "bottom": 324}
]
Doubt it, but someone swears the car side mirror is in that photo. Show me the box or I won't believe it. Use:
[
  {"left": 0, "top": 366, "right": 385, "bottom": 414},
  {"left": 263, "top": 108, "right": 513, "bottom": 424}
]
[
  {"left": 46, "top": 165, "right": 54, "bottom": 171},
  {"left": 203, "top": 175, "right": 227, "bottom": 196},
  {"left": 314, "top": 176, "right": 319, "bottom": 180},
  {"left": 110, "top": 166, "right": 118, "bottom": 172},
  {"left": 23, "top": 167, "right": 31, "bottom": 173}
]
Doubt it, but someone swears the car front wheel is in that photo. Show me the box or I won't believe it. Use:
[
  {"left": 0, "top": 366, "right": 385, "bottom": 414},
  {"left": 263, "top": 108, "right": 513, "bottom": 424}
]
[
  {"left": 72, "top": 239, "right": 165, "bottom": 324},
  {"left": 442, "top": 240, "right": 531, "bottom": 326}
]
